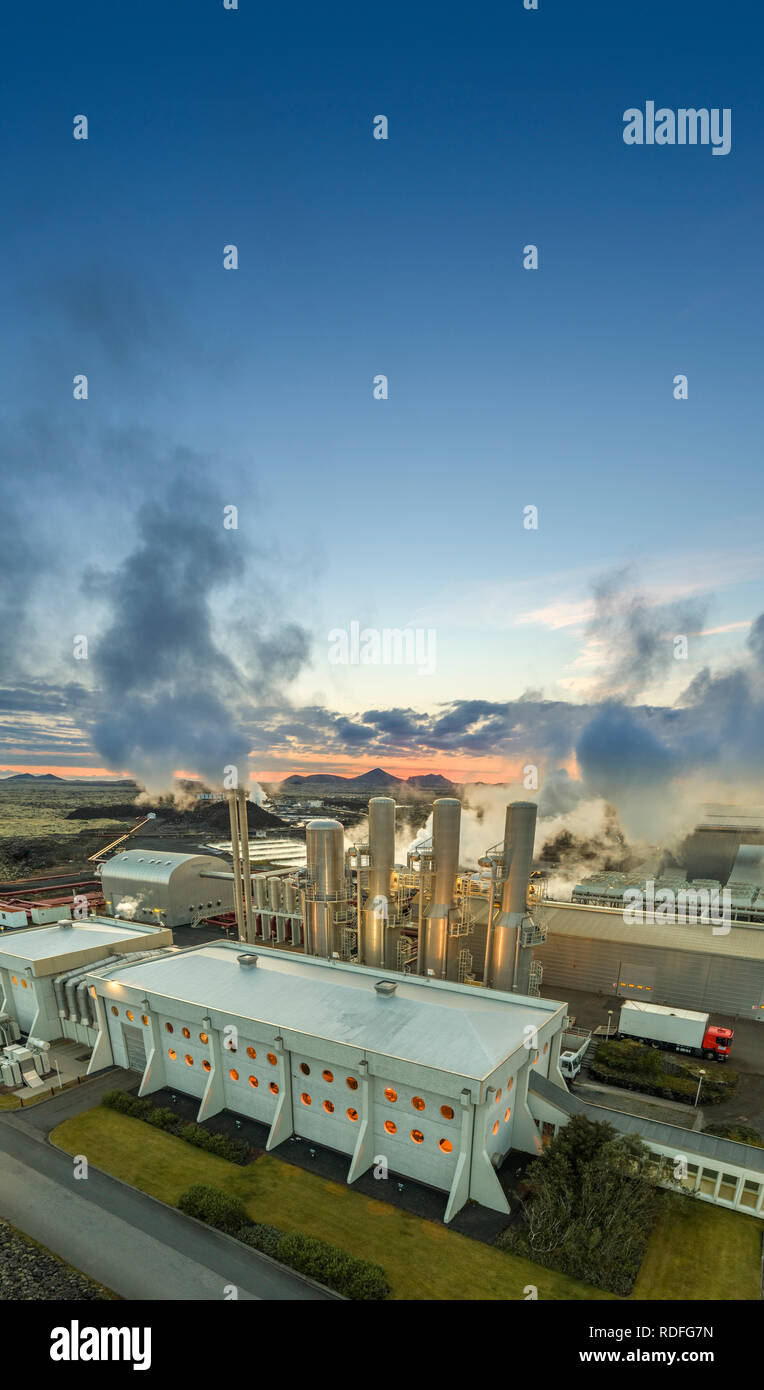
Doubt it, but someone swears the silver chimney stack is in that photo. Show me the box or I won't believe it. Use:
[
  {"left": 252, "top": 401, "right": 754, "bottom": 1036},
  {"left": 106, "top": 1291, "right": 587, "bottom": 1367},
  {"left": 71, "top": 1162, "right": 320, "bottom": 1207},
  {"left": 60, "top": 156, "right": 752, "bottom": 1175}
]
[
  {"left": 485, "top": 801, "right": 537, "bottom": 992},
  {"left": 423, "top": 797, "right": 461, "bottom": 979},
  {"left": 361, "top": 797, "right": 395, "bottom": 967}
]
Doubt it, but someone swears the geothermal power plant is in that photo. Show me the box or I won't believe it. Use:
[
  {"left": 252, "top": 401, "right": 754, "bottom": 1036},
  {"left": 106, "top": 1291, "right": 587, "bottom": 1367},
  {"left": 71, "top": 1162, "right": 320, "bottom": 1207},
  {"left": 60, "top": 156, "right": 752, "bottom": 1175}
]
[
  {"left": 223, "top": 792, "right": 547, "bottom": 994},
  {"left": 1, "top": 788, "right": 763, "bottom": 1223}
]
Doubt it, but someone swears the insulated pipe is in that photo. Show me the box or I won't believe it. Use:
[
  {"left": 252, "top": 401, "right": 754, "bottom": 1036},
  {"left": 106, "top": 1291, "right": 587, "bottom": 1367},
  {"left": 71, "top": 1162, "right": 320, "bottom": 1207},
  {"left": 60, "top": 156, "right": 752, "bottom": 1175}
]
[
  {"left": 53, "top": 974, "right": 70, "bottom": 1018},
  {"left": 486, "top": 802, "right": 537, "bottom": 992},
  {"left": 361, "top": 797, "right": 395, "bottom": 967},
  {"left": 64, "top": 972, "right": 83, "bottom": 1021},
  {"left": 424, "top": 798, "right": 461, "bottom": 978}
]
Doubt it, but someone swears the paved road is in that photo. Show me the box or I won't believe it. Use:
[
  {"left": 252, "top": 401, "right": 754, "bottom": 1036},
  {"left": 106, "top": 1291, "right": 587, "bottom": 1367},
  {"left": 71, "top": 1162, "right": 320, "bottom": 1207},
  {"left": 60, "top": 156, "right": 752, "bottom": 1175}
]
[{"left": 0, "top": 1115, "right": 338, "bottom": 1301}]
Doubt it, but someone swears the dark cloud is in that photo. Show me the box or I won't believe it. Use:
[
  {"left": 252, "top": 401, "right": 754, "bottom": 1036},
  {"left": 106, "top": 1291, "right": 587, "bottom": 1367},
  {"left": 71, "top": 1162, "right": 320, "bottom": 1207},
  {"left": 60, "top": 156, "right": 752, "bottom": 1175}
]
[
  {"left": 576, "top": 703, "right": 679, "bottom": 797},
  {"left": 80, "top": 474, "right": 310, "bottom": 790},
  {"left": 748, "top": 614, "right": 764, "bottom": 668},
  {"left": 586, "top": 566, "right": 708, "bottom": 700}
]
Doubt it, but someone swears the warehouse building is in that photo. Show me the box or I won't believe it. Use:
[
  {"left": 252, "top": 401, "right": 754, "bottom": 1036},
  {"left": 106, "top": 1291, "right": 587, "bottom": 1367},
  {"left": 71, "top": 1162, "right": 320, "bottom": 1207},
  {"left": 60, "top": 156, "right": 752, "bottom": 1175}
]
[
  {"left": 536, "top": 903, "right": 764, "bottom": 1020},
  {"left": 87, "top": 941, "right": 568, "bottom": 1222},
  {"left": 0, "top": 917, "right": 173, "bottom": 1044},
  {"left": 101, "top": 849, "right": 236, "bottom": 929}
]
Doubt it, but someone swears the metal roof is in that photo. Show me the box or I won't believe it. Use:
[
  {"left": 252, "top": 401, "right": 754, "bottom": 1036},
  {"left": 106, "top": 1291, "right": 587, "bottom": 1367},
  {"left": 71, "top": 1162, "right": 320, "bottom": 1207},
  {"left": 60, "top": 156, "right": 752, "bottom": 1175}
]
[
  {"left": 541, "top": 903, "right": 764, "bottom": 961},
  {"left": 102, "top": 850, "right": 226, "bottom": 887},
  {"left": 0, "top": 917, "right": 164, "bottom": 963},
  {"left": 529, "top": 1073, "right": 764, "bottom": 1174},
  {"left": 93, "top": 942, "right": 563, "bottom": 1080}
]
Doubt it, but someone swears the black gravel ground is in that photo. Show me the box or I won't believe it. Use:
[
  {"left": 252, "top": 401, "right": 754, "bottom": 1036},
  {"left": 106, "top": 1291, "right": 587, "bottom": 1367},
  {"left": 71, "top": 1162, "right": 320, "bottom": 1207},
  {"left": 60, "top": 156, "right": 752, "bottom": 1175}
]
[{"left": 0, "top": 1218, "right": 117, "bottom": 1301}]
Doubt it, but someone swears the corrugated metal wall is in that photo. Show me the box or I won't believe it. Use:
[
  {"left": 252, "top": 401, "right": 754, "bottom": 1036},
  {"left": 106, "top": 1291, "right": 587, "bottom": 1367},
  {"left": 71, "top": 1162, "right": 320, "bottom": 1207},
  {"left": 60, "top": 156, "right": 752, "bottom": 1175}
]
[{"left": 536, "top": 933, "right": 764, "bottom": 1017}]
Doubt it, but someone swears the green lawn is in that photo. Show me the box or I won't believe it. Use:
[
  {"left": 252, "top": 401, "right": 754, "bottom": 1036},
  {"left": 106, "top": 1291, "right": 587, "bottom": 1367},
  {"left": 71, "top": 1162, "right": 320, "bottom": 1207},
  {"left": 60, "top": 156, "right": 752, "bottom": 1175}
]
[
  {"left": 51, "top": 1107, "right": 613, "bottom": 1301},
  {"left": 50, "top": 1107, "right": 762, "bottom": 1301},
  {"left": 632, "top": 1198, "right": 761, "bottom": 1300}
]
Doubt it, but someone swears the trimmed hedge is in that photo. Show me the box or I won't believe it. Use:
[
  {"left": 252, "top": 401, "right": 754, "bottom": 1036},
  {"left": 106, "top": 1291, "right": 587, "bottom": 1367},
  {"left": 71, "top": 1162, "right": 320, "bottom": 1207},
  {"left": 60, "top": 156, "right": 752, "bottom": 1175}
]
[
  {"left": 276, "top": 1232, "right": 390, "bottom": 1301},
  {"left": 178, "top": 1184, "right": 249, "bottom": 1232},
  {"left": 177, "top": 1184, "right": 390, "bottom": 1300},
  {"left": 234, "top": 1223, "right": 282, "bottom": 1259},
  {"left": 100, "top": 1090, "right": 252, "bottom": 1163}
]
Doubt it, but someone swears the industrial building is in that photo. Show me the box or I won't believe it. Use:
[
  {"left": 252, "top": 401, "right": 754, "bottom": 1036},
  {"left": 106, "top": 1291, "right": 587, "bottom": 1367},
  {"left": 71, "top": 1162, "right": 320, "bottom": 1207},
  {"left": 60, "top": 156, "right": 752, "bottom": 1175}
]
[
  {"left": 535, "top": 903, "right": 764, "bottom": 1020},
  {"left": 86, "top": 936, "right": 764, "bottom": 1223},
  {"left": 70, "top": 793, "right": 764, "bottom": 1225},
  {"left": 101, "top": 849, "right": 236, "bottom": 929},
  {"left": 199, "top": 793, "right": 764, "bottom": 1023},
  {"left": 0, "top": 917, "right": 172, "bottom": 1047},
  {"left": 87, "top": 940, "right": 567, "bottom": 1221}
]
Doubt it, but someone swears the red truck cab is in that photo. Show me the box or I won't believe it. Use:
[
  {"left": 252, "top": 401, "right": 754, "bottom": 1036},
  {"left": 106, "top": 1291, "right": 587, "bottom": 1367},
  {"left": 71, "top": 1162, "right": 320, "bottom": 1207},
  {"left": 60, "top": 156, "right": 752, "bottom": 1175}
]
[{"left": 702, "top": 1025, "right": 734, "bottom": 1060}]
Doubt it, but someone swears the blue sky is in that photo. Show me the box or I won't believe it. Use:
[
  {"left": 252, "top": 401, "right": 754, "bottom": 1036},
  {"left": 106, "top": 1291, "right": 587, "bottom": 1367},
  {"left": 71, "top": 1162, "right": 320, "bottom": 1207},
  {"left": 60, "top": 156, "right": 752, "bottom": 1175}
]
[{"left": 1, "top": 0, "right": 763, "bottom": 790}]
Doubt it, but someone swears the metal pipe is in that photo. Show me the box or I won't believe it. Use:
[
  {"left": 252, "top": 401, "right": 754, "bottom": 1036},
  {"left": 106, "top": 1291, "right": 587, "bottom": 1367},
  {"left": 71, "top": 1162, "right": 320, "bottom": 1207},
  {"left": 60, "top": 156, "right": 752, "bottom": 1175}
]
[
  {"left": 361, "top": 797, "right": 395, "bottom": 967},
  {"left": 238, "top": 789, "right": 255, "bottom": 943},
  {"left": 424, "top": 798, "right": 461, "bottom": 978},
  {"left": 227, "top": 791, "right": 245, "bottom": 941},
  {"left": 480, "top": 857, "right": 497, "bottom": 985},
  {"left": 304, "top": 819, "right": 346, "bottom": 958},
  {"left": 486, "top": 802, "right": 537, "bottom": 991}
]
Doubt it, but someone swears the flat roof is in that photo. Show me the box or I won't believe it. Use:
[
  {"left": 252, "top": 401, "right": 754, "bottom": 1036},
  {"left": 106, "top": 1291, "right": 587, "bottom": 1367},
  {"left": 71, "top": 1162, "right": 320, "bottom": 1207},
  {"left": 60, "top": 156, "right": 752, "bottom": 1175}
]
[
  {"left": 0, "top": 917, "right": 165, "bottom": 963},
  {"left": 94, "top": 943, "right": 564, "bottom": 1080},
  {"left": 541, "top": 903, "right": 764, "bottom": 961}
]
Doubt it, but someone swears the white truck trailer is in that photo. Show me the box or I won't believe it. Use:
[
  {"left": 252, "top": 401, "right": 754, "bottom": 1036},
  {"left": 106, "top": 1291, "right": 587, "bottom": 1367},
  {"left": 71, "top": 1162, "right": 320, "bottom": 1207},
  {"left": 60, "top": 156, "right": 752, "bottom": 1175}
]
[{"left": 617, "top": 1001, "right": 734, "bottom": 1062}]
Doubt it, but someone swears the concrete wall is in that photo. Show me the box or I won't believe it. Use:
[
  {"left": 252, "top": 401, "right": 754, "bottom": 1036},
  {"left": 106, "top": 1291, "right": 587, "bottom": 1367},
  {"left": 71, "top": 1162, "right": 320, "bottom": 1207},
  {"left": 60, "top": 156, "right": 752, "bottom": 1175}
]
[{"left": 92, "top": 983, "right": 568, "bottom": 1222}]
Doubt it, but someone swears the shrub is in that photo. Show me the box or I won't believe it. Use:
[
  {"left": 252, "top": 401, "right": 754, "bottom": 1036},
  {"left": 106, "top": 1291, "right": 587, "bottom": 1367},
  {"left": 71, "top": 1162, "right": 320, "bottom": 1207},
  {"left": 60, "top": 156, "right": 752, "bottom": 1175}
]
[
  {"left": 591, "top": 1043, "right": 736, "bottom": 1106},
  {"left": 235, "top": 1223, "right": 282, "bottom": 1259},
  {"left": 99, "top": 1092, "right": 251, "bottom": 1162},
  {"left": 101, "top": 1090, "right": 134, "bottom": 1114},
  {"left": 499, "top": 1113, "right": 662, "bottom": 1295},
  {"left": 147, "top": 1107, "right": 183, "bottom": 1132},
  {"left": 704, "top": 1122, "right": 763, "bottom": 1147},
  {"left": 277, "top": 1232, "right": 390, "bottom": 1300},
  {"left": 177, "top": 1184, "right": 249, "bottom": 1233}
]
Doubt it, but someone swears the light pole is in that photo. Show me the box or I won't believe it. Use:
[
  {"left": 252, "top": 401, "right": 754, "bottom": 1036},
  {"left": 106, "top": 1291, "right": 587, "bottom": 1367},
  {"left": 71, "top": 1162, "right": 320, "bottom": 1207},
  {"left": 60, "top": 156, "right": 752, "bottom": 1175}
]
[
  {"left": 607, "top": 1010, "right": 613, "bottom": 1038},
  {"left": 694, "top": 1069, "right": 706, "bottom": 1108}
]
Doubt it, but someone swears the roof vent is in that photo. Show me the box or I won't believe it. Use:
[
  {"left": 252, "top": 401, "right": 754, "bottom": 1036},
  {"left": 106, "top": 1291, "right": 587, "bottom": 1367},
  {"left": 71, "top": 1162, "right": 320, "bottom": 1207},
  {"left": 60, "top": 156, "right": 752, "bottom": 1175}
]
[
  {"left": 58, "top": 919, "right": 73, "bottom": 930},
  {"left": 237, "top": 953, "right": 258, "bottom": 969},
  {"left": 374, "top": 979, "right": 397, "bottom": 996}
]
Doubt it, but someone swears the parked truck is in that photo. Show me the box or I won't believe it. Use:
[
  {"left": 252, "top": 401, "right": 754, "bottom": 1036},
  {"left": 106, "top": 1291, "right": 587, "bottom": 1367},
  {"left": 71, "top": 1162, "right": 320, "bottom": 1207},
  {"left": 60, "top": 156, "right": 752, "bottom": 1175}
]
[
  {"left": 617, "top": 1001, "right": 734, "bottom": 1062},
  {"left": 558, "top": 1026, "right": 592, "bottom": 1081}
]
